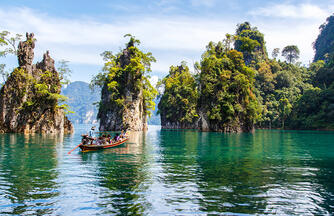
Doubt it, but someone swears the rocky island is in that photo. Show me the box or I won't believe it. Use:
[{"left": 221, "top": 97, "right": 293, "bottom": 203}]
[
  {"left": 158, "top": 47, "right": 259, "bottom": 133},
  {"left": 95, "top": 35, "right": 157, "bottom": 131},
  {"left": 158, "top": 23, "right": 264, "bottom": 133},
  {"left": 0, "top": 33, "right": 73, "bottom": 134}
]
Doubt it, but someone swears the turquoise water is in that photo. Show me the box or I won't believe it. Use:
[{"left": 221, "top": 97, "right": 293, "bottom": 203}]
[{"left": 0, "top": 125, "right": 334, "bottom": 215}]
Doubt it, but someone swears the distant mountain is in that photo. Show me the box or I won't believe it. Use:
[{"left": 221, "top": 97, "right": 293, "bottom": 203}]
[
  {"left": 62, "top": 81, "right": 160, "bottom": 125},
  {"left": 62, "top": 81, "right": 100, "bottom": 124}
]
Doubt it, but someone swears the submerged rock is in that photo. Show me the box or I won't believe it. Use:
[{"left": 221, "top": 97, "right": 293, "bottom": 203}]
[{"left": 0, "top": 33, "right": 73, "bottom": 134}]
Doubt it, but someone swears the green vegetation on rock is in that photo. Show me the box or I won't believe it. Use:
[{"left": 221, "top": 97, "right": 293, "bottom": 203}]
[
  {"left": 314, "top": 14, "right": 334, "bottom": 62},
  {"left": 158, "top": 62, "right": 199, "bottom": 128},
  {"left": 234, "top": 22, "right": 268, "bottom": 66},
  {"left": 198, "top": 40, "right": 261, "bottom": 132},
  {"left": 93, "top": 34, "right": 157, "bottom": 131}
]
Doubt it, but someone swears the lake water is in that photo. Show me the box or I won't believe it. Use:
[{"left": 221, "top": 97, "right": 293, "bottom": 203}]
[{"left": 0, "top": 125, "right": 333, "bottom": 215}]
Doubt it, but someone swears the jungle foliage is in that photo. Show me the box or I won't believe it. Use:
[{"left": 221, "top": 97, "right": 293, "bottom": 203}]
[
  {"left": 13, "top": 68, "right": 69, "bottom": 114},
  {"left": 234, "top": 21, "right": 268, "bottom": 65},
  {"left": 158, "top": 35, "right": 261, "bottom": 131},
  {"left": 198, "top": 41, "right": 260, "bottom": 130},
  {"left": 289, "top": 14, "right": 334, "bottom": 130},
  {"left": 158, "top": 62, "right": 199, "bottom": 125},
  {"left": 159, "top": 17, "right": 334, "bottom": 130}
]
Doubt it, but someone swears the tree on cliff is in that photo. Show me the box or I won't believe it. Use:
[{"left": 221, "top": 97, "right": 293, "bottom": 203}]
[
  {"left": 272, "top": 48, "right": 280, "bottom": 59},
  {"left": 288, "top": 13, "right": 334, "bottom": 130},
  {"left": 282, "top": 45, "right": 300, "bottom": 64},
  {"left": 158, "top": 62, "right": 199, "bottom": 128},
  {"left": 0, "top": 31, "right": 22, "bottom": 83},
  {"left": 313, "top": 14, "right": 334, "bottom": 62},
  {"left": 199, "top": 39, "right": 261, "bottom": 132},
  {"left": 57, "top": 60, "right": 72, "bottom": 85},
  {"left": 92, "top": 34, "right": 157, "bottom": 131}
]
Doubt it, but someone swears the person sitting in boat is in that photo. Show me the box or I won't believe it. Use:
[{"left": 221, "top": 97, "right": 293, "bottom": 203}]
[
  {"left": 120, "top": 130, "right": 127, "bottom": 139},
  {"left": 102, "top": 135, "right": 108, "bottom": 145},
  {"left": 113, "top": 133, "right": 120, "bottom": 142},
  {"left": 106, "top": 134, "right": 111, "bottom": 144},
  {"left": 81, "top": 134, "right": 89, "bottom": 145},
  {"left": 96, "top": 137, "right": 101, "bottom": 145}
]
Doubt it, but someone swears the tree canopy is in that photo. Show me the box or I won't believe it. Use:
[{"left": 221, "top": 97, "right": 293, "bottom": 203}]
[
  {"left": 156, "top": 20, "right": 334, "bottom": 131},
  {"left": 282, "top": 45, "right": 300, "bottom": 63},
  {"left": 0, "top": 31, "right": 22, "bottom": 83},
  {"left": 234, "top": 22, "right": 268, "bottom": 65}
]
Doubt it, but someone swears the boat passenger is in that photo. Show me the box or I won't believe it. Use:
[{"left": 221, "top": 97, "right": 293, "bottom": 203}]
[
  {"left": 101, "top": 135, "right": 107, "bottom": 144},
  {"left": 88, "top": 126, "right": 96, "bottom": 144},
  {"left": 89, "top": 126, "right": 96, "bottom": 138},
  {"left": 106, "top": 134, "right": 111, "bottom": 143},
  {"left": 113, "top": 133, "right": 120, "bottom": 142},
  {"left": 96, "top": 138, "right": 100, "bottom": 145}
]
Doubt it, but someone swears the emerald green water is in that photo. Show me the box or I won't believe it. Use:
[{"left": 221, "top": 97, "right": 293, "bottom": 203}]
[{"left": 0, "top": 125, "right": 333, "bottom": 215}]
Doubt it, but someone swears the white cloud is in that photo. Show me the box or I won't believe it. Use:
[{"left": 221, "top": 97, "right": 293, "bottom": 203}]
[
  {"left": 0, "top": 5, "right": 330, "bottom": 81},
  {"left": 249, "top": 3, "right": 330, "bottom": 20},
  {"left": 149, "top": 75, "right": 159, "bottom": 87},
  {"left": 259, "top": 21, "right": 321, "bottom": 64},
  {"left": 0, "top": 7, "right": 234, "bottom": 80}
]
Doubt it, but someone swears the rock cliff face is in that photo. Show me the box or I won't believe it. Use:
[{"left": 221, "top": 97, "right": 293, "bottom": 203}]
[
  {"left": 0, "top": 33, "right": 73, "bottom": 134},
  {"left": 160, "top": 109, "right": 253, "bottom": 132},
  {"left": 160, "top": 119, "right": 198, "bottom": 129},
  {"left": 98, "top": 83, "right": 147, "bottom": 132},
  {"left": 198, "top": 112, "right": 254, "bottom": 133}
]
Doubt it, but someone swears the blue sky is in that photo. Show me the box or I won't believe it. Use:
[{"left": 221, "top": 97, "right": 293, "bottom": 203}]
[{"left": 1, "top": 0, "right": 333, "bottom": 83}]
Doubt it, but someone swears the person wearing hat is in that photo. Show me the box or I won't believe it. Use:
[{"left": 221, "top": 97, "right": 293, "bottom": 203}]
[{"left": 89, "top": 126, "right": 96, "bottom": 138}]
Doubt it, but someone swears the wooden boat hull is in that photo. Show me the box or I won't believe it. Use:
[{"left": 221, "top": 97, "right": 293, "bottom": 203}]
[{"left": 79, "top": 138, "right": 129, "bottom": 152}]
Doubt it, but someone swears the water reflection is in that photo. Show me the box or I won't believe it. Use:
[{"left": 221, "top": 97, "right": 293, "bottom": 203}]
[
  {"left": 0, "top": 126, "right": 333, "bottom": 215},
  {"left": 0, "top": 133, "right": 63, "bottom": 215},
  {"left": 194, "top": 130, "right": 333, "bottom": 215},
  {"left": 79, "top": 131, "right": 152, "bottom": 215},
  {"left": 154, "top": 129, "right": 334, "bottom": 215}
]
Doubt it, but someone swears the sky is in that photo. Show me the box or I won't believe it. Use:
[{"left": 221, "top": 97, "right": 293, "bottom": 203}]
[{"left": 0, "top": 0, "right": 333, "bottom": 84}]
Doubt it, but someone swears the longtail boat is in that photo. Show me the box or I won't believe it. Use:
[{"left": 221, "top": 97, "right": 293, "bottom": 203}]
[{"left": 78, "top": 134, "right": 129, "bottom": 152}]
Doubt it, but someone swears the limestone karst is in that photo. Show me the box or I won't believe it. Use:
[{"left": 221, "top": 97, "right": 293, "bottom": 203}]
[{"left": 0, "top": 33, "right": 73, "bottom": 134}]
